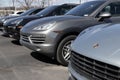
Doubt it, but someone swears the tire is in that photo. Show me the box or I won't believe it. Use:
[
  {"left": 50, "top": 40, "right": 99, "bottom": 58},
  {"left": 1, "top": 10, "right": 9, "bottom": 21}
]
[{"left": 57, "top": 35, "right": 77, "bottom": 66}]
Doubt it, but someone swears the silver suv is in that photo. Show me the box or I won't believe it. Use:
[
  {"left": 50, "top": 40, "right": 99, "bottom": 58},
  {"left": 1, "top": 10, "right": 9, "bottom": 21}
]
[
  {"left": 69, "top": 23, "right": 120, "bottom": 80},
  {"left": 20, "top": 0, "right": 120, "bottom": 66}
]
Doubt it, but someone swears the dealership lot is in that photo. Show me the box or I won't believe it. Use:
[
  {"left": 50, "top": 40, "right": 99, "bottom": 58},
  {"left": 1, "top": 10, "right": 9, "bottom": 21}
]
[{"left": 0, "top": 31, "right": 68, "bottom": 80}]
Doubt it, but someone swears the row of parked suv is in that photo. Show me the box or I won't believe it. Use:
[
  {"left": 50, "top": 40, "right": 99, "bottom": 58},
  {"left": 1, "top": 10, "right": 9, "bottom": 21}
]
[
  {"left": 1, "top": 0, "right": 120, "bottom": 79},
  {"left": 0, "top": 3, "right": 77, "bottom": 65}
]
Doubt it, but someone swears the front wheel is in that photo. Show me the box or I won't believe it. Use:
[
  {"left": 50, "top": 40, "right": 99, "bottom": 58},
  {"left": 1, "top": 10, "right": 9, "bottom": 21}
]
[{"left": 57, "top": 35, "right": 77, "bottom": 66}]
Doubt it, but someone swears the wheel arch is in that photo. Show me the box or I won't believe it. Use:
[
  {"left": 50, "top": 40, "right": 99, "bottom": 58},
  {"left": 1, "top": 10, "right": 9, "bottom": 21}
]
[{"left": 54, "top": 31, "right": 81, "bottom": 58}]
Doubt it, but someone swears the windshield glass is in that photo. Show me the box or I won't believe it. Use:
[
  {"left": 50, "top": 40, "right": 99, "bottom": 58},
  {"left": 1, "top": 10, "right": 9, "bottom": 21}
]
[
  {"left": 36, "top": 6, "right": 58, "bottom": 17},
  {"left": 20, "top": 8, "right": 36, "bottom": 16},
  {"left": 66, "top": 1, "right": 106, "bottom": 16}
]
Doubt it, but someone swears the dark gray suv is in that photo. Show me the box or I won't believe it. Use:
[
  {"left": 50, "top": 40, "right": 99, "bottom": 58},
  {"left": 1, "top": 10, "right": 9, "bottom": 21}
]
[{"left": 20, "top": 0, "right": 120, "bottom": 66}]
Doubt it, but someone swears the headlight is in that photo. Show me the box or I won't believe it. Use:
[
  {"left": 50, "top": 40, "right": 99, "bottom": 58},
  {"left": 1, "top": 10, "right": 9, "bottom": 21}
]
[
  {"left": 1, "top": 18, "right": 6, "bottom": 22},
  {"left": 3, "top": 20, "right": 7, "bottom": 24},
  {"left": 33, "top": 21, "right": 56, "bottom": 31},
  {"left": 11, "top": 19, "right": 23, "bottom": 25}
]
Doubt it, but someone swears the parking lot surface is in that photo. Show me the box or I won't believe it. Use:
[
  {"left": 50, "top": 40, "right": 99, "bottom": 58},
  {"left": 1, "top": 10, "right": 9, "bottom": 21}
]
[{"left": 0, "top": 31, "right": 68, "bottom": 80}]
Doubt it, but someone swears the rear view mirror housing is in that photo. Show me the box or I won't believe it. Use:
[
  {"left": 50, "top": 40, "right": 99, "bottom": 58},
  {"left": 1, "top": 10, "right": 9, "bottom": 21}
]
[
  {"left": 99, "top": 12, "right": 111, "bottom": 18},
  {"left": 99, "top": 12, "right": 111, "bottom": 21}
]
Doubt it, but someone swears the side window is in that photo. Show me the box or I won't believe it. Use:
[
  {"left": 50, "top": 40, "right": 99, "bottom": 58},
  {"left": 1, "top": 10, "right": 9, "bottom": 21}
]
[
  {"left": 30, "top": 9, "right": 42, "bottom": 15},
  {"left": 51, "top": 8, "right": 60, "bottom": 16},
  {"left": 59, "top": 6, "right": 73, "bottom": 15},
  {"left": 51, "top": 6, "right": 74, "bottom": 16},
  {"left": 101, "top": 6, "right": 111, "bottom": 13},
  {"left": 100, "top": 2, "right": 120, "bottom": 17},
  {"left": 17, "top": 12, "right": 23, "bottom": 14}
]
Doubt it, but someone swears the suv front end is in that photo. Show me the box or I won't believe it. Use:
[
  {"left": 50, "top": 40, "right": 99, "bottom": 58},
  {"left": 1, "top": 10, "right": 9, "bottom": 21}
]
[
  {"left": 20, "top": 18, "right": 69, "bottom": 58},
  {"left": 69, "top": 23, "right": 120, "bottom": 80},
  {"left": 20, "top": 27, "right": 60, "bottom": 58},
  {"left": 20, "top": 15, "right": 84, "bottom": 66}
]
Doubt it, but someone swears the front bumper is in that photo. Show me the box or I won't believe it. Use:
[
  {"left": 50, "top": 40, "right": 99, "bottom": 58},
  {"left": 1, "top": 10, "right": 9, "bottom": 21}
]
[
  {"left": 3, "top": 25, "right": 20, "bottom": 40},
  {"left": 3, "top": 25, "right": 15, "bottom": 34},
  {"left": 68, "top": 63, "right": 90, "bottom": 80},
  {"left": 20, "top": 31, "right": 59, "bottom": 57},
  {"left": 11, "top": 27, "right": 21, "bottom": 40},
  {"left": 0, "top": 21, "right": 3, "bottom": 30},
  {"left": 0, "top": 21, "right": 3, "bottom": 26},
  {"left": 20, "top": 40, "right": 55, "bottom": 57}
]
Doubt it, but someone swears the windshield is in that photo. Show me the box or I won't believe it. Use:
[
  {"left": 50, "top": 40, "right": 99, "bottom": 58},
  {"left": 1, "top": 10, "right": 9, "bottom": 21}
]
[
  {"left": 66, "top": 1, "right": 106, "bottom": 16},
  {"left": 36, "top": 6, "right": 58, "bottom": 17},
  {"left": 20, "top": 8, "right": 36, "bottom": 16}
]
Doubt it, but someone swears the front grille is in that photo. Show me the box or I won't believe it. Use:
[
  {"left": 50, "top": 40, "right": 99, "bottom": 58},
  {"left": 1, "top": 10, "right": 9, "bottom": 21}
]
[
  {"left": 21, "top": 34, "right": 29, "bottom": 42},
  {"left": 21, "top": 34, "right": 46, "bottom": 44},
  {"left": 30, "top": 36, "right": 45, "bottom": 44},
  {"left": 71, "top": 51, "right": 120, "bottom": 80}
]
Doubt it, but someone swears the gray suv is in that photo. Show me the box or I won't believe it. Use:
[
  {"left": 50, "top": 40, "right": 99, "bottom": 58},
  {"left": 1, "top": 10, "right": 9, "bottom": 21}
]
[{"left": 20, "top": 0, "right": 120, "bottom": 66}]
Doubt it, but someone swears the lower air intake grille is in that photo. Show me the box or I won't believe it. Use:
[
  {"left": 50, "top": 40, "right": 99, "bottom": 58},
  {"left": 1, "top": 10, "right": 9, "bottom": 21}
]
[
  {"left": 21, "top": 34, "right": 46, "bottom": 44},
  {"left": 21, "top": 34, "right": 29, "bottom": 43},
  {"left": 71, "top": 51, "right": 120, "bottom": 80},
  {"left": 30, "top": 36, "right": 45, "bottom": 44}
]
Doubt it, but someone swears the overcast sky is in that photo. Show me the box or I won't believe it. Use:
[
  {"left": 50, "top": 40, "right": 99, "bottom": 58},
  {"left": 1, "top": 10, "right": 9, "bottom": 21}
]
[
  {"left": 0, "top": 0, "right": 93, "bottom": 7},
  {"left": 0, "top": 0, "right": 11, "bottom": 7}
]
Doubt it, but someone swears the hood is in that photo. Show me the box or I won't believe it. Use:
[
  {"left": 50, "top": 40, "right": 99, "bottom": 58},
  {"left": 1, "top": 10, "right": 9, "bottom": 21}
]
[
  {"left": 4, "top": 15, "right": 38, "bottom": 26},
  {"left": 10, "top": 15, "right": 38, "bottom": 21},
  {"left": 26, "top": 15, "right": 86, "bottom": 24},
  {"left": 4, "top": 15, "right": 19, "bottom": 20},
  {"left": 0, "top": 16, "right": 18, "bottom": 23},
  {"left": 22, "top": 15, "right": 92, "bottom": 31},
  {"left": 72, "top": 23, "right": 120, "bottom": 67}
]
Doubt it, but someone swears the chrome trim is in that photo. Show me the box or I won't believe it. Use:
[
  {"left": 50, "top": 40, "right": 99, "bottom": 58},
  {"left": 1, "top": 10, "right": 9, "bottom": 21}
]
[{"left": 28, "top": 35, "right": 33, "bottom": 44}]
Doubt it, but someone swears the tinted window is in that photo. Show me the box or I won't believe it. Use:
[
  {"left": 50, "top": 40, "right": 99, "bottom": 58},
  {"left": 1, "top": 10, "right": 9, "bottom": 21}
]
[
  {"left": 30, "top": 8, "right": 43, "bottom": 15},
  {"left": 66, "top": 1, "right": 105, "bottom": 16},
  {"left": 50, "top": 5, "right": 76, "bottom": 16},
  {"left": 60, "top": 6, "right": 76, "bottom": 15},
  {"left": 17, "top": 12, "right": 23, "bottom": 14},
  {"left": 36, "top": 6, "right": 58, "bottom": 17},
  {"left": 20, "top": 8, "right": 36, "bottom": 16},
  {"left": 100, "top": 2, "right": 120, "bottom": 16}
]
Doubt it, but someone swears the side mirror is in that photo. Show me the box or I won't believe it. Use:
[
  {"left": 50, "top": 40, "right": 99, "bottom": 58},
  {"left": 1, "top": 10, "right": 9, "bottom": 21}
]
[
  {"left": 99, "top": 12, "right": 111, "bottom": 18},
  {"left": 98, "top": 12, "right": 111, "bottom": 21}
]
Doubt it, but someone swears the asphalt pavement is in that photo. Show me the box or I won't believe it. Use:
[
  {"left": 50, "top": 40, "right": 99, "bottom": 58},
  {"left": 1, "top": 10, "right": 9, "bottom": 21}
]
[{"left": 0, "top": 31, "right": 68, "bottom": 80}]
